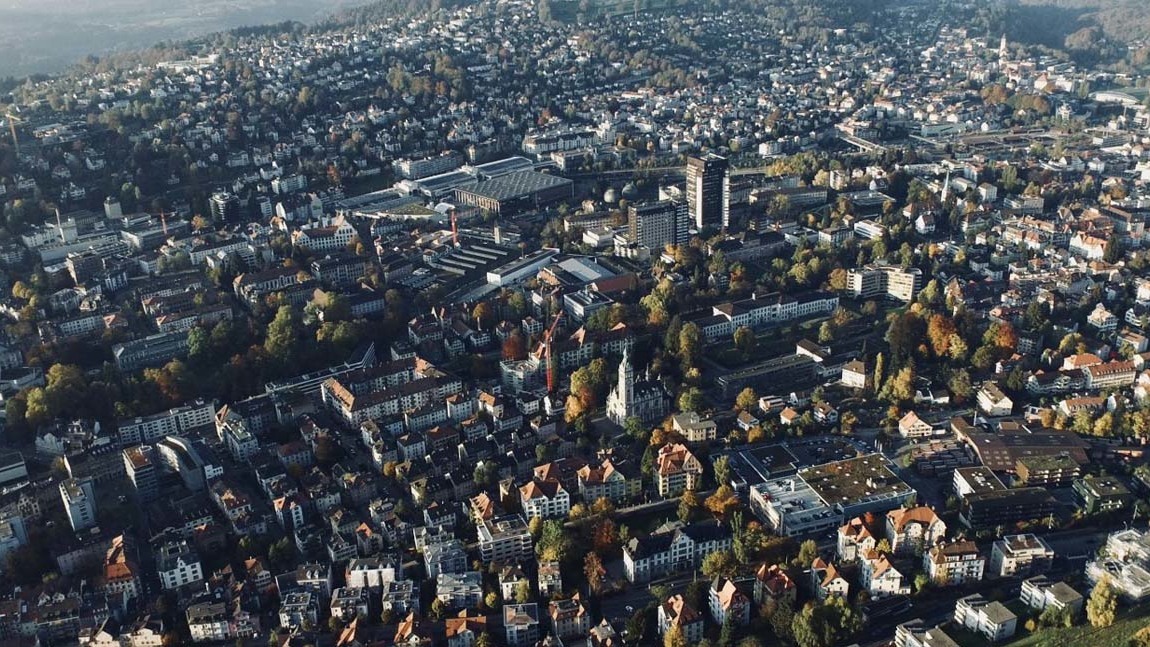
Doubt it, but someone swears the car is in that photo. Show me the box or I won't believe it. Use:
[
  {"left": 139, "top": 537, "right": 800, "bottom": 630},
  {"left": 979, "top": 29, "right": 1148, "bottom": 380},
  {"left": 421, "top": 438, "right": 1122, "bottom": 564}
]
[{"left": 625, "top": 605, "right": 634, "bottom": 613}]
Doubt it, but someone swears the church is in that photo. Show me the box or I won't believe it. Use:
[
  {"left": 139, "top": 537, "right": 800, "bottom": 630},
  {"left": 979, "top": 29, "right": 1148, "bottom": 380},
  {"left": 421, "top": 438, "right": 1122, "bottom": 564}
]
[{"left": 606, "top": 349, "right": 670, "bottom": 426}]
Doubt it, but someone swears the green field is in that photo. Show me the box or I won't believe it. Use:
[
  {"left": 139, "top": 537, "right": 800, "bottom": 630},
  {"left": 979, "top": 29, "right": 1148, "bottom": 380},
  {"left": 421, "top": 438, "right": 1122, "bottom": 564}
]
[{"left": 1005, "top": 604, "right": 1150, "bottom": 647}]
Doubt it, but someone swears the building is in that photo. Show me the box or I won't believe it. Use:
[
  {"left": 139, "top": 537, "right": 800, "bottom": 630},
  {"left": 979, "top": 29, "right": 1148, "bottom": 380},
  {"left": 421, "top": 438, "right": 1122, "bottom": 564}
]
[
  {"left": 503, "top": 603, "right": 539, "bottom": 647},
  {"left": 976, "top": 382, "right": 1014, "bottom": 416},
  {"left": 686, "top": 154, "right": 730, "bottom": 230},
  {"left": 116, "top": 400, "right": 215, "bottom": 446},
  {"left": 989, "top": 534, "right": 1054, "bottom": 578},
  {"left": 657, "top": 595, "right": 704, "bottom": 644},
  {"left": 629, "top": 200, "right": 690, "bottom": 250},
  {"left": 898, "top": 412, "right": 934, "bottom": 439},
  {"left": 103, "top": 534, "right": 141, "bottom": 601},
  {"left": 209, "top": 192, "right": 241, "bottom": 223},
  {"left": 846, "top": 264, "right": 922, "bottom": 302},
  {"left": 838, "top": 515, "right": 880, "bottom": 562},
  {"left": 860, "top": 552, "right": 911, "bottom": 598},
  {"left": 157, "top": 539, "right": 203, "bottom": 590},
  {"left": 953, "top": 594, "right": 1017, "bottom": 642},
  {"left": 924, "top": 541, "right": 985, "bottom": 586},
  {"left": 1015, "top": 454, "right": 1081, "bottom": 487},
  {"left": 708, "top": 577, "right": 751, "bottom": 626},
  {"left": 750, "top": 454, "right": 916, "bottom": 536},
  {"left": 123, "top": 445, "right": 159, "bottom": 503},
  {"left": 754, "top": 563, "right": 797, "bottom": 605},
  {"left": 810, "top": 557, "right": 850, "bottom": 600},
  {"left": 1073, "top": 475, "right": 1133, "bottom": 514},
  {"left": 1020, "top": 576, "right": 1084, "bottom": 616},
  {"left": 519, "top": 478, "right": 570, "bottom": 520},
  {"left": 435, "top": 571, "right": 483, "bottom": 609},
  {"left": 655, "top": 443, "right": 703, "bottom": 499},
  {"left": 549, "top": 594, "right": 590, "bottom": 638},
  {"left": 454, "top": 171, "right": 573, "bottom": 215},
  {"left": 886, "top": 507, "right": 946, "bottom": 556},
  {"left": 477, "top": 515, "right": 533, "bottom": 564},
  {"left": 59, "top": 477, "right": 97, "bottom": 532},
  {"left": 1085, "top": 529, "right": 1150, "bottom": 602},
  {"left": 606, "top": 348, "right": 669, "bottom": 426},
  {"left": 112, "top": 332, "right": 190, "bottom": 372},
  {"left": 622, "top": 520, "right": 732, "bottom": 583},
  {"left": 186, "top": 603, "right": 230, "bottom": 643},
  {"left": 576, "top": 457, "right": 640, "bottom": 504}
]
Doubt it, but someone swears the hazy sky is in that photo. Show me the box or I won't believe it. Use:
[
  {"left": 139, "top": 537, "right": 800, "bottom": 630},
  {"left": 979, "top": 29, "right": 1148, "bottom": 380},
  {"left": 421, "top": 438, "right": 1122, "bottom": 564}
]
[{"left": 0, "top": 0, "right": 372, "bottom": 77}]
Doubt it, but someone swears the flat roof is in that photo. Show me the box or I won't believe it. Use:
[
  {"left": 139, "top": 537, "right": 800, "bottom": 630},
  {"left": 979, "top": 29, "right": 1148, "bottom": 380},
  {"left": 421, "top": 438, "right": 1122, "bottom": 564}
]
[
  {"left": 462, "top": 171, "right": 572, "bottom": 201},
  {"left": 799, "top": 453, "right": 910, "bottom": 504}
]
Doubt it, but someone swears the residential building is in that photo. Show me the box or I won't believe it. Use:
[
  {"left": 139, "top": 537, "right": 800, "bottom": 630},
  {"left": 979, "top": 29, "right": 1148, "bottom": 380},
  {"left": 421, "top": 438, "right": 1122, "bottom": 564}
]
[
  {"left": 657, "top": 595, "right": 704, "bottom": 645},
  {"left": 886, "top": 507, "right": 946, "bottom": 556},
  {"left": 549, "top": 594, "right": 590, "bottom": 638},
  {"left": 708, "top": 577, "right": 751, "bottom": 626},
  {"left": 622, "top": 520, "right": 732, "bottom": 583},
  {"left": 477, "top": 515, "right": 533, "bottom": 565},
  {"left": 989, "top": 534, "right": 1054, "bottom": 578},
  {"left": 1020, "top": 576, "right": 1084, "bottom": 616},
  {"left": 123, "top": 445, "right": 159, "bottom": 503},
  {"left": 838, "top": 515, "right": 880, "bottom": 562},
  {"left": 503, "top": 603, "right": 539, "bottom": 647},
  {"left": 628, "top": 200, "right": 690, "bottom": 250},
  {"left": 976, "top": 382, "right": 1013, "bottom": 416},
  {"left": 924, "top": 541, "right": 985, "bottom": 586},
  {"left": 860, "top": 552, "right": 911, "bottom": 598},
  {"left": 1073, "top": 476, "right": 1133, "bottom": 514},
  {"left": 898, "top": 411, "right": 934, "bottom": 439},
  {"left": 655, "top": 443, "right": 703, "bottom": 499},
  {"left": 953, "top": 594, "right": 1017, "bottom": 642},
  {"left": 810, "top": 558, "right": 849, "bottom": 600},
  {"left": 519, "top": 478, "right": 570, "bottom": 520},
  {"left": 754, "top": 563, "right": 797, "bottom": 606},
  {"left": 157, "top": 539, "right": 203, "bottom": 590}
]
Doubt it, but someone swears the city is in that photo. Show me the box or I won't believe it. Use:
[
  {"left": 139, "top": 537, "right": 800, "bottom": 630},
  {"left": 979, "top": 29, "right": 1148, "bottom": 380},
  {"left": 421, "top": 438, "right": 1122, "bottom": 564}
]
[{"left": 0, "top": 0, "right": 1148, "bottom": 646}]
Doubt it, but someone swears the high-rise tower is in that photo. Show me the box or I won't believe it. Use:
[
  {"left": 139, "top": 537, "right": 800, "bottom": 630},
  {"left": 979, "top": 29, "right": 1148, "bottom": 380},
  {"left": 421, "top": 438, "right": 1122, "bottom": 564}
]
[{"left": 686, "top": 154, "right": 730, "bottom": 231}]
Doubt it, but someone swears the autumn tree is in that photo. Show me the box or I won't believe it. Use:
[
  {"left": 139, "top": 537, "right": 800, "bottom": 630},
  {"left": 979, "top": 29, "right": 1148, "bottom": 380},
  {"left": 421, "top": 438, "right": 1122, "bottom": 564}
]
[
  {"left": 678, "top": 489, "right": 702, "bottom": 523},
  {"left": 734, "top": 326, "right": 756, "bottom": 357},
  {"left": 1086, "top": 577, "right": 1117, "bottom": 628},
  {"left": 701, "top": 549, "right": 740, "bottom": 580},
  {"left": 678, "top": 387, "right": 705, "bottom": 413},
  {"left": 584, "top": 551, "right": 606, "bottom": 595},
  {"left": 796, "top": 539, "right": 820, "bottom": 567},
  {"left": 705, "top": 485, "right": 741, "bottom": 521},
  {"left": 736, "top": 387, "right": 758, "bottom": 411},
  {"left": 502, "top": 331, "right": 527, "bottom": 361}
]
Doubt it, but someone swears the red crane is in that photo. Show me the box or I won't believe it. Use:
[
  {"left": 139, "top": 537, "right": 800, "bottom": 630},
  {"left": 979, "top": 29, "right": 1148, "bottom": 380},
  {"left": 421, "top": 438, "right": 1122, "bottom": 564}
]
[
  {"left": 450, "top": 208, "right": 459, "bottom": 247},
  {"left": 543, "top": 310, "right": 564, "bottom": 393}
]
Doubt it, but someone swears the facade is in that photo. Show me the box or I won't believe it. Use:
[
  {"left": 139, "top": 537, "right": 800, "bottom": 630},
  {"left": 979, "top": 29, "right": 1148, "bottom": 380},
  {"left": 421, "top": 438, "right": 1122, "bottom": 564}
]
[
  {"left": 655, "top": 443, "right": 703, "bottom": 498},
  {"left": 989, "top": 534, "right": 1054, "bottom": 578},
  {"left": 518, "top": 478, "right": 571, "bottom": 520},
  {"left": 622, "top": 520, "right": 732, "bottom": 583},
  {"left": 924, "top": 541, "right": 985, "bottom": 586},
  {"left": 1020, "top": 576, "right": 1084, "bottom": 615},
  {"left": 860, "top": 552, "right": 911, "bottom": 598},
  {"left": 629, "top": 200, "right": 690, "bottom": 250},
  {"left": 754, "top": 563, "right": 797, "bottom": 605},
  {"left": 59, "top": 477, "right": 97, "bottom": 532},
  {"left": 503, "top": 604, "right": 539, "bottom": 647},
  {"left": 886, "top": 507, "right": 946, "bottom": 556},
  {"left": 123, "top": 445, "right": 159, "bottom": 503},
  {"left": 477, "top": 515, "right": 533, "bottom": 564},
  {"left": 157, "top": 540, "right": 204, "bottom": 590},
  {"left": 953, "top": 594, "right": 1017, "bottom": 642},
  {"left": 657, "top": 594, "right": 705, "bottom": 644},
  {"left": 606, "top": 349, "right": 668, "bottom": 426},
  {"left": 708, "top": 577, "right": 752, "bottom": 626},
  {"left": 846, "top": 264, "right": 922, "bottom": 302},
  {"left": 548, "top": 594, "right": 590, "bottom": 639},
  {"left": 686, "top": 154, "right": 730, "bottom": 230},
  {"left": 810, "top": 558, "right": 850, "bottom": 600},
  {"left": 838, "top": 516, "right": 879, "bottom": 562},
  {"left": 1073, "top": 475, "right": 1133, "bottom": 514}
]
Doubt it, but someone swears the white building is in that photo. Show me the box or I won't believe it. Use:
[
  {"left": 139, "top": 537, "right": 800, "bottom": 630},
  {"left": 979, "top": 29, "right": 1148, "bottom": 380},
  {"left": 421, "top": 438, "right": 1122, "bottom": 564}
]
[
  {"left": 59, "top": 477, "right": 97, "bottom": 532},
  {"left": 953, "top": 594, "right": 1017, "bottom": 642},
  {"left": 989, "top": 534, "right": 1054, "bottom": 578}
]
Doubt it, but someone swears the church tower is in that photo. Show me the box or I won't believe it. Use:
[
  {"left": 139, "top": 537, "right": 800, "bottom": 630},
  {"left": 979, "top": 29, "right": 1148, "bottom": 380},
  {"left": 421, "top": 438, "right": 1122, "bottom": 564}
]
[
  {"left": 999, "top": 34, "right": 1008, "bottom": 63},
  {"left": 618, "top": 348, "right": 634, "bottom": 411}
]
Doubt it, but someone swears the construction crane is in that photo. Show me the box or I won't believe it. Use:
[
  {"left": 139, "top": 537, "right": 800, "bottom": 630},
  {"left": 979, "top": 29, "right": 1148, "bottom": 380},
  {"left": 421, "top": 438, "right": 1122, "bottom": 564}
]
[
  {"left": 449, "top": 208, "right": 459, "bottom": 247},
  {"left": 4, "top": 111, "right": 23, "bottom": 158},
  {"left": 150, "top": 210, "right": 176, "bottom": 236},
  {"left": 543, "top": 310, "right": 564, "bottom": 393}
]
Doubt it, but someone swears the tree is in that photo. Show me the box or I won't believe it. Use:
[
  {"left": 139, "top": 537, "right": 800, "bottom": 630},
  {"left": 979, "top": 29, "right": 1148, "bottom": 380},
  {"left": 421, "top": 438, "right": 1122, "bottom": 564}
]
[
  {"left": 664, "top": 624, "right": 687, "bottom": 647},
  {"left": 585, "top": 551, "right": 605, "bottom": 595},
  {"left": 701, "top": 550, "right": 740, "bottom": 579},
  {"left": 678, "top": 387, "right": 705, "bottom": 413},
  {"left": 678, "top": 490, "right": 702, "bottom": 523},
  {"left": 914, "top": 573, "right": 930, "bottom": 594},
  {"left": 734, "top": 326, "right": 756, "bottom": 357},
  {"left": 705, "top": 485, "right": 741, "bottom": 521},
  {"left": 265, "top": 305, "right": 300, "bottom": 362},
  {"left": 679, "top": 322, "right": 702, "bottom": 369},
  {"left": 791, "top": 596, "right": 863, "bottom": 647},
  {"left": 797, "top": 540, "right": 819, "bottom": 567},
  {"left": 514, "top": 579, "right": 532, "bottom": 604},
  {"left": 872, "top": 353, "right": 885, "bottom": 395},
  {"left": 502, "top": 331, "right": 527, "bottom": 360},
  {"left": 818, "top": 321, "right": 834, "bottom": 344},
  {"left": 484, "top": 591, "right": 500, "bottom": 610},
  {"left": 1086, "top": 577, "right": 1117, "bottom": 628},
  {"left": 714, "top": 455, "right": 731, "bottom": 485},
  {"left": 624, "top": 416, "right": 646, "bottom": 441}
]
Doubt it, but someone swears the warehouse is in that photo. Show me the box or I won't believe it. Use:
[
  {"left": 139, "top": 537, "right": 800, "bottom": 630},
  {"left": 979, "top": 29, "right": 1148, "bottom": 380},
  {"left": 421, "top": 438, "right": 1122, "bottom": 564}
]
[{"left": 454, "top": 171, "right": 574, "bottom": 215}]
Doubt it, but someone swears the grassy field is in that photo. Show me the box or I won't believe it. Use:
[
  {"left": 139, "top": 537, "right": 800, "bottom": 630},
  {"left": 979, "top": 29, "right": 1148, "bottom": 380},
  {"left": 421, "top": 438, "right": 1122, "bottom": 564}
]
[{"left": 1004, "top": 603, "right": 1150, "bottom": 647}]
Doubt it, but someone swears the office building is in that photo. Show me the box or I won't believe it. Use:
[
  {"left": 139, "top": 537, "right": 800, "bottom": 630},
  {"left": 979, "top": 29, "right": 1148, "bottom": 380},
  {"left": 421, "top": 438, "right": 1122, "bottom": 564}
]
[
  {"left": 846, "top": 264, "right": 923, "bottom": 302},
  {"left": 60, "top": 476, "right": 97, "bottom": 532},
  {"left": 123, "top": 445, "right": 159, "bottom": 503},
  {"left": 686, "top": 154, "right": 730, "bottom": 230},
  {"left": 629, "top": 200, "right": 690, "bottom": 250}
]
